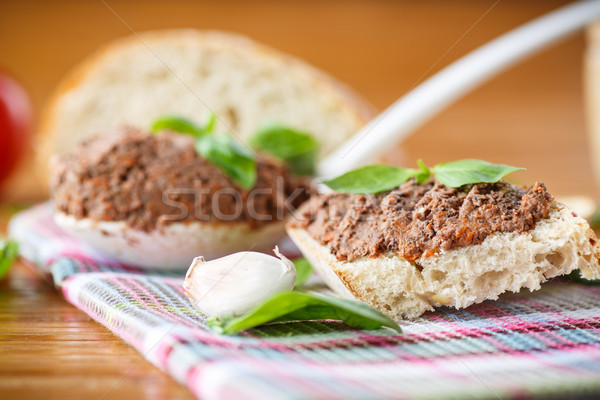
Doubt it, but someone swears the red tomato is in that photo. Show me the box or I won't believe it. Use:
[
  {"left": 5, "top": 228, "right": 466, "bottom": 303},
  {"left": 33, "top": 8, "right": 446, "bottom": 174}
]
[{"left": 0, "top": 71, "right": 32, "bottom": 184}]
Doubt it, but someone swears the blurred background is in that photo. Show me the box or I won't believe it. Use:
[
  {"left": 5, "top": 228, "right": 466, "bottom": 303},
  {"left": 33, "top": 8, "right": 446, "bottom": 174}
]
[{"left": 0, "top": 0, "right": 595, "bottom": 201}]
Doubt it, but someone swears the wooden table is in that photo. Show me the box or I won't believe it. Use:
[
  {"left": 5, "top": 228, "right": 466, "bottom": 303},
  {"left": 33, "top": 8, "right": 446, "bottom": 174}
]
[
  {"left": 0, "top": 1, "right": 597, "bottom": 398},
  {"left": 0, "top": 207, "right": 194, "bottom": 398},
  {"left": 0, "top": 262, "right": 194, "bottom": 399}
]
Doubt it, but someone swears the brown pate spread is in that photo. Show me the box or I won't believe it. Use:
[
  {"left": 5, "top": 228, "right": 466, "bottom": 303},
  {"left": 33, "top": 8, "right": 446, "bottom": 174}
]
[
  {"left": 51, "top": 128, "right": 312, "bottom": 231},
  {"left": 288, "top": 179, "right": 554, "bottom": 262}
]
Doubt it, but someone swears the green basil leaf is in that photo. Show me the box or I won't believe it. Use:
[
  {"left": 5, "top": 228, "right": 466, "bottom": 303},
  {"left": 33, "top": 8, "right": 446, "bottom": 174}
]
[
  {"left": 432, "top": 159, "right": 525, "bottom": 188},
  {"left": 196, "top": 134, "right": 257, "bottom": 189},
  {"left": 590, "top": 209, "right": 600, "bottom": 230},
  {"left": 151, "top": 114, "right": 218, "bottom": 137},
  {"left": 322, "top": 165, "right": 417, "bottom": 194},
  {"left": 250, "top": 124, "right": 318, "bottom": 175},
  {"left": 293, "top": 258, "right": 313, "bottom": 287},
  {"left": 204, "top": 113, "right": 217, "bottom": 133},
  {"left": 568, "top": 270, "right": 600, "bottom": 286},
  {"left": 207, "top": 291, "right": 401, "bottom": 335},
  {"left": 415, "top": 159, "right": 431, "bottom": 184},
  {"left": 0, "top": 240, "right": 19, "bottom": 279},
  {"left": 150, "top": 115, "right": 206, "bottom": 137}
]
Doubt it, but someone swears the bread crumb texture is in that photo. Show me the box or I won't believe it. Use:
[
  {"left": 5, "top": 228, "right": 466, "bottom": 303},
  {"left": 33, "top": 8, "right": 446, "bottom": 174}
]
[
  {"left": 39, "top": 30, "right": 374, "bottom": 167},
  {"left": 288, "top": 202, "right": 600, "bottom": 320}
]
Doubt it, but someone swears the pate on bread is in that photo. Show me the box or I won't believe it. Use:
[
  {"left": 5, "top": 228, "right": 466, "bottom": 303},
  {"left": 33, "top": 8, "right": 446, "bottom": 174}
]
[
  {"left": 50, "top": 128, "right": 311, "bottom": 269},
  {"left": 287, "top": 180, "right": 600, "bottom": 320}
]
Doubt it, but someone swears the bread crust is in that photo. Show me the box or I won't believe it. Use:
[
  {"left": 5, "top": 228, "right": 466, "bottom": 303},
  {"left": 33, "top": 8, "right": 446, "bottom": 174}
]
[
  {"left": 55, "top": 212, "right": 287, "bottom": 270},
  {"left": 36, "top": 29, "right": 376, "bottom": 186},
  {"left": 287, "top": 202, "right": 600, "bottom": 320}
]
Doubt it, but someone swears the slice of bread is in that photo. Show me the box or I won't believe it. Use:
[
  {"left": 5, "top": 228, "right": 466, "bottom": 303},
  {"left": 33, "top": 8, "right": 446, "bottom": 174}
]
[
  {"left": 287, "top": 202, "right": 600, "bottom": 320},
  {"left": 36, "top": 29, "right": 375, "bottom": 183},
  {"left": 54, "top": 212, "right": 287, "bottom": 270}
]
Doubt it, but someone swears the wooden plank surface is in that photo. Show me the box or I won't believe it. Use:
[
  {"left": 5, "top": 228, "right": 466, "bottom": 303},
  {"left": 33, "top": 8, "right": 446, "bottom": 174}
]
[
  {"left": 0, "top": 1, "right": 598, "bottom": 399},
  {"left": 0, "top": 262, "right": 194, "bottom": 400},
  {"left": 0, "top": 211, "right": 193, "bottom": 399}
]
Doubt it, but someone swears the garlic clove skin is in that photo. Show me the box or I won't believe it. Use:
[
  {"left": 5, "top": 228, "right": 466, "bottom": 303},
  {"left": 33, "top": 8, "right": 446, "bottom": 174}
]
[{"left": 182, "top": 248, "right": 296, "bottom": 318}]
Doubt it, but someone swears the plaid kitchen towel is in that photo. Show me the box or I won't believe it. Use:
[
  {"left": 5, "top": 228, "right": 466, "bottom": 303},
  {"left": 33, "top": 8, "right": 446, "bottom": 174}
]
[{"left": 9, "top": 203, "right": 600, "bottom": 400}]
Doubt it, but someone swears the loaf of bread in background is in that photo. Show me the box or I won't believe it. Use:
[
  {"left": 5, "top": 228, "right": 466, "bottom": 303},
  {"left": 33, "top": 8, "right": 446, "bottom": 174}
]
[
  {"left": 288, "top": 202, "right": 600, "bottom": 320},
  {"left": 36, "top": 29, "right": 375, "bottom": 184}
]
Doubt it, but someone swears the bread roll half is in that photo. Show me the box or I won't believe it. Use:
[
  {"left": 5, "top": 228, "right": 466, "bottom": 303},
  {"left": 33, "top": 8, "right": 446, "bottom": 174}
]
[{"left": 287, "top": 202, "right": 600, "bottom": 320}]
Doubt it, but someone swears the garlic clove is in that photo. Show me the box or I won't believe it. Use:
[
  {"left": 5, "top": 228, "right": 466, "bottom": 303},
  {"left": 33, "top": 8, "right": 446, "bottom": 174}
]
[{"left": 182, "top": 247, "right": 296, "bottom": 318}]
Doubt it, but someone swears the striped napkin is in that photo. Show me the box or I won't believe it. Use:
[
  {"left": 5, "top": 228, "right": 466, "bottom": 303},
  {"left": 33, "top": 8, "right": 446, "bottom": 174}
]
[{"left": 9, "top": 203, "right": 600, "bottom": 399}]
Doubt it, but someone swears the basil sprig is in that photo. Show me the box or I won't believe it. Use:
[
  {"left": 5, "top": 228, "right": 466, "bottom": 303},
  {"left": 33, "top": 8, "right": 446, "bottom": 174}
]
[
  {"left": 293, "top": 257, "right": 313, "bottom": 287},
  {"left": 195, "top": 134, "right": 257, "bottom": 190},
  {"left": 151, "top": 114, "right": 257, "bottom": 189},
  {"left": 151, "top": 115, "right": 320, "bottom": 188},
  {"left": 250, "top": 124, "right": 318, "bottom": 175},
  {"left": 323, "top": 159, "right": 525, "bottom": 194},
  {"left": 0, "top": 240, "right": 19, "bottom": 279},
  {"left": 207, "top": 291, "right": 401, "bottom": 335}
]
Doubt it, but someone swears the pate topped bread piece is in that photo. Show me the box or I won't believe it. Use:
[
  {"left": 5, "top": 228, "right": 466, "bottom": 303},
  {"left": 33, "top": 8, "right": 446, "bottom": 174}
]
[
  {"left": 287, "top": 179, "right": 600, "bottom": 319},
  {"left": 50, "top": 127, "right": 313, "bottom": 269}
]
